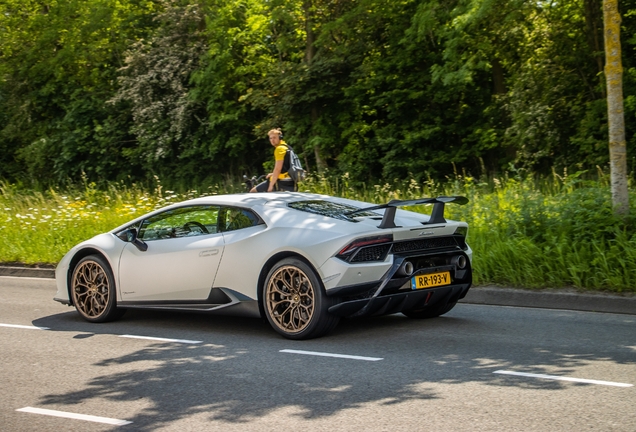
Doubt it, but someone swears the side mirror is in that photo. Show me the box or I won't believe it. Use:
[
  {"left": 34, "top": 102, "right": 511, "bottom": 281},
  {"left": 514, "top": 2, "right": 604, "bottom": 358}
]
[{"left": 118, "top": 228, "right": 148, "bottom": 252}]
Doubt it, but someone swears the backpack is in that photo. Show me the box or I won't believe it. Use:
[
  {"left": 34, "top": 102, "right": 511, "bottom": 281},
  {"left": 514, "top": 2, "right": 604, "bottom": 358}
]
[{"left": 282, "top": 145, "right": 306, "bottom": 182}]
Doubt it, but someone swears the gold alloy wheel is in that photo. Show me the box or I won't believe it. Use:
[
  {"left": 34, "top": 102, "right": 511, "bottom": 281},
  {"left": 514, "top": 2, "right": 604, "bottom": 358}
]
[
  {"left": 266, "top": 265, "right": 315, "bottom": 334},
  {"left": 72, "top": 260, "right": 110, "bottom": 319}
]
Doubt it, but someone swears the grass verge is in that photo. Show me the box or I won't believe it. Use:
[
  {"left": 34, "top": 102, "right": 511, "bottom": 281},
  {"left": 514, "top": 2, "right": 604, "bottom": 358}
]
[{"left": 1, "top": 172, "right": 634, "bottom": 293}]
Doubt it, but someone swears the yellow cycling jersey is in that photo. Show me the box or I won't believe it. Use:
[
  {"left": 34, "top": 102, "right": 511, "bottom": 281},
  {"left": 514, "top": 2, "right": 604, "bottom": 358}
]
[{"left": 274, "top": 142, "right": 291, "bottom": 180}]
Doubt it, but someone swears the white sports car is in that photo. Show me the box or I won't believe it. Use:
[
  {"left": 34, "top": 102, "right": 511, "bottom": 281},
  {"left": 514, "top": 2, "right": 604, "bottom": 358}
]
[{"left": 54, "top": 192, "right": 472, "bottom": 339}]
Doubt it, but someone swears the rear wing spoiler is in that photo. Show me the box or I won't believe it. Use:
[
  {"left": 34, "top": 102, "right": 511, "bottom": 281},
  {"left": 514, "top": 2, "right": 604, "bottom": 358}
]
[{"left": 346, "top": 196, "right": 469, "bottom": 229}]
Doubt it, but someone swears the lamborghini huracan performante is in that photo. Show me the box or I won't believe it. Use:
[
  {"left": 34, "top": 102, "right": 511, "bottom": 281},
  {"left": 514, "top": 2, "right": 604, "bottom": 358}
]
[{"left": 54, "top": 192, "right": 472, "bottom": 340}]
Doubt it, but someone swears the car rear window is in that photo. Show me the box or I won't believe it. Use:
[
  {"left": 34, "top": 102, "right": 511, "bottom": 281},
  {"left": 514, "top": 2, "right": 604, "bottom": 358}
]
[{"left": 288, "top": 200, "right": 379, "bottom": 222}]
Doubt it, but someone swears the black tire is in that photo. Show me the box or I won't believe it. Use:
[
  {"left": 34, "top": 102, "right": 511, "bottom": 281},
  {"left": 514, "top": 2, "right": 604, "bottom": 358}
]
[
  {"left": 71, "top": 255, "right": 124, "bottom": 323},
  {"left": 263, "top": 258, "right": 339, "bottom": 340},
  {"left": 402, "top": 301, "right": 457, "bottom": 319}
]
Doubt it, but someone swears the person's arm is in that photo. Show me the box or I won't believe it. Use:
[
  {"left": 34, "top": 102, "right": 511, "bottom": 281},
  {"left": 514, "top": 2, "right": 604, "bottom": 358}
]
[{"left": 268, "top": 159, "right": 284, "bottom": 192}]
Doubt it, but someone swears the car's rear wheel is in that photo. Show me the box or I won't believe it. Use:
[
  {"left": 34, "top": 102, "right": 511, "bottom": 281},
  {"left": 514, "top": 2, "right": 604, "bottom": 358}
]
[
  {"left": 71, "top": 255, "right": 123, "bottom": 323},
  {"left": 263, "top": 258, "right": 339, "bottom": 340},
  {"left": 402, "top": 301, "right": 457, "bottom": 319}
]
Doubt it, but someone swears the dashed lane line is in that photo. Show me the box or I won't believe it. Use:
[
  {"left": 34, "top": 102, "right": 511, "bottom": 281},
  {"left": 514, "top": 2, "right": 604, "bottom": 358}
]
[
  {"left": 16, "top": 407, "right": 132, "bottom": 426},
  {"left": 1, "top": 324, "right": 202, "bottom": 343},
  {"left": 119, "top": 334, "right": 202, "bottom": 344},
  {"left": 0, "top": 323, "right": 49, "bottom": 330},
  {"left": 494, "top": 370, "right": 633, "bottom": 388},
  {"left": 280, "top": 349, "right": 383, "bottom": 361},
  {"left": 0, "top": 323, "right": 203, "bottom": 344}
]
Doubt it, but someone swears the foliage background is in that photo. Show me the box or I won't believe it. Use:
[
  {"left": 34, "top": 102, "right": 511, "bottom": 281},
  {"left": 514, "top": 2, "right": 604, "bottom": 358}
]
[{"left": 1, "top": 0, "right": 635, "bottom": 189}]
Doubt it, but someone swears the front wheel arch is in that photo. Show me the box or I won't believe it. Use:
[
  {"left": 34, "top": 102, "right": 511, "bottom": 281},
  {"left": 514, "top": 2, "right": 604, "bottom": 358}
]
[
  {"left": 70, "top": 254, "right": 124, "bottom": 323},
  {"left": 66, "top": 248, "right": 111, "bottom": 306}
]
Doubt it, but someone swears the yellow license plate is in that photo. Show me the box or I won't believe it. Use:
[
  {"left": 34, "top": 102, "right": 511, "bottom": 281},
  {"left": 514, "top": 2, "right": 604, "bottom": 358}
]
[{"left": 411, "top": 271, "right": 451, "bottom": 289}]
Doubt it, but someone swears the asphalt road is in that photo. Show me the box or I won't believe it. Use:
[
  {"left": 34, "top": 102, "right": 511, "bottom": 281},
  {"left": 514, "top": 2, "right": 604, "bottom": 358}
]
[{"left": 1, "top": 276, "right": 635, "bottom": 431}]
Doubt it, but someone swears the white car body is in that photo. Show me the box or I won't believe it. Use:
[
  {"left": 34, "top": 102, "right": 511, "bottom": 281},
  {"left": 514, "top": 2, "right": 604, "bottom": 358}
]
[{"left": 55, "top": 192, "right": 472, "bottom": 338}]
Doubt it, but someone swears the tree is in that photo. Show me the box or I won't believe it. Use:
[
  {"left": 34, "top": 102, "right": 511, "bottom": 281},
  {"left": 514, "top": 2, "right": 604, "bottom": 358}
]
[
  {"left": 190, "top": 0, "right": 274, "bottom": 181},
  {"left": 247, "top": 0, "right": 355, "bottom": 175},
  {"left": 0, "top": 0, "right": 157, "bottom": 185},
  {"left": 603, "top": 0, "right": 629, "bottom": 216},
  {"left": 111, "top": 0, "right": 208, "bottom": 184},
  {"left": 1, "top": 0, "right": 634, "bottom": 187}
]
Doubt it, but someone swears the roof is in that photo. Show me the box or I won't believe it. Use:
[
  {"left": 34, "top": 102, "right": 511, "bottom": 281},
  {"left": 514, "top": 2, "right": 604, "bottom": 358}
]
[{"left": 185, "top": 192, "right": 333, "bottom": 209}]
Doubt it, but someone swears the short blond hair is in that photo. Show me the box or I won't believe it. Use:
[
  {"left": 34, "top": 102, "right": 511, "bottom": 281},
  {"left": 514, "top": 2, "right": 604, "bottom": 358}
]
[{"left": 268, "top": 128, "right": 282, "bottom": 138}]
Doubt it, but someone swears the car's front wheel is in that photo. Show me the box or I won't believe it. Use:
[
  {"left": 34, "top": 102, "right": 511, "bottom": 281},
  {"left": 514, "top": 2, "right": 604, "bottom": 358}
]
[
  {"left": 71, "top": 255, "right": 123, "bottom": 323},
  {"left": 263, "top": 258, "right": 339, "bottom": 340}
]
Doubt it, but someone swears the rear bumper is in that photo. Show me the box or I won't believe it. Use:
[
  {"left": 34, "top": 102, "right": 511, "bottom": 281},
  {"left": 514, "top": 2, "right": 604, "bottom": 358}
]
[
  {"left": 328, "top": 282, "right": 471, "bottom": 317},
  {"left": 327, "top": 248, "right": 472, "bottom": 318}
]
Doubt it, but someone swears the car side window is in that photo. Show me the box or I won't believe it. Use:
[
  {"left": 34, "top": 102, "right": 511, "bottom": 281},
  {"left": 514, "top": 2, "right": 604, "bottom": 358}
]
[
  {"left": 138, "top": 205, "right": 220, "bottom": 241},
  {"left": 221, "top": 207, "right": 261, "bottom": 232}
]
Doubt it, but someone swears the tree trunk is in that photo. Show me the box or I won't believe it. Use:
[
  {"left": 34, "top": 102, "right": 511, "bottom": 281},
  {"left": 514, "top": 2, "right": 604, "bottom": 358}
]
[
  {"left": 603, "top": 0, "right": 629, "bottom": 217},
  {"left": 585, "top": 0, "right": 605, "bottom": 98},
  {"left": 304, "top": 1, "right": 316, "bottom": 65},
  {"left": 492, "top": 58, "right": 506, "bottom": 95},
  {"left": 304, "top": 0, "right": 326, "bottom": 173},
  {"left": 311, "top": 106, "right": 325, "bottom": 171}
]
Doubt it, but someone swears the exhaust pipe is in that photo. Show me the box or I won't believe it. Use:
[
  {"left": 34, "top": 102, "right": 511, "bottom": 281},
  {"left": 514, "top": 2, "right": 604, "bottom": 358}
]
[
  {"left": 397, "top": 261, "right": 414, "bottom": 276},
  {"left": 451, "top": 255, "right": 467, "bottom": 269}
]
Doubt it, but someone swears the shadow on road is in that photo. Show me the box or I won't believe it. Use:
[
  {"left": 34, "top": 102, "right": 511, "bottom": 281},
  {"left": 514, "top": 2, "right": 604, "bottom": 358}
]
[{"left": 31, "top": 305, "right": 636, "bottom": 430}]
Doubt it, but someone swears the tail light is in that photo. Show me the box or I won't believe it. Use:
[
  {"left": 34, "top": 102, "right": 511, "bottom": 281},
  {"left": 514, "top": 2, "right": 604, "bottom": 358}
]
[{"left": 336, "top": 234, "right": 393, "bottom": 262}]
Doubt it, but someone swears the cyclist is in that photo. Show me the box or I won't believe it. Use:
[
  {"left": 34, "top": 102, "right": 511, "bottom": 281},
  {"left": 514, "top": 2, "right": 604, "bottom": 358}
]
[{"left": 250, "top": 128, "right": 296, "bottom": 192}]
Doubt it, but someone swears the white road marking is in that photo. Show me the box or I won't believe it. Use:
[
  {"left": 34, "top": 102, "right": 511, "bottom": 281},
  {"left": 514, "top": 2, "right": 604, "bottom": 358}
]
[
  {"left": 0, "top": 323, "right": 49, "bottom": 330},
  {"left": 119, "top": 334, "right": 202, "bottom": 344},
  {"left": 0, "top": 275, "right": 54, "bottom": 281},
  {"left": 494, "top": 370, "right": 633, "bottom": 388},
  {"left": 280, "top": 349, "right": 383, "bottom": 361},
  {"left": 16, "top": 407, "right": 132, "bottom": 426}
]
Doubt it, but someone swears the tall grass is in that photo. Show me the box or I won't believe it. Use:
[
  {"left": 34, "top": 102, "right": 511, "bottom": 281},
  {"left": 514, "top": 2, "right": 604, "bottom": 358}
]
[
  {"left": 0, "top": 179, "right": 221, "bottom": 264},
  {"left": 1, "top": 173, "right": 634, "bottom": 293}
]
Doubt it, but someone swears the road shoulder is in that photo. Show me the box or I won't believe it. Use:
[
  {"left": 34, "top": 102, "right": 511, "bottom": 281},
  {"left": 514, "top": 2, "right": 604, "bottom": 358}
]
[
  {"left": 0, "top": 266, "right": 55, "bottom": 279},
  {"left": 462, "top": 285, "right": 636, "bottom": 315}
]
